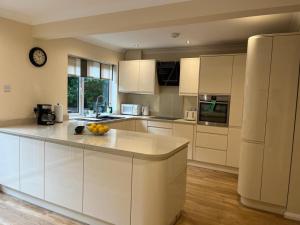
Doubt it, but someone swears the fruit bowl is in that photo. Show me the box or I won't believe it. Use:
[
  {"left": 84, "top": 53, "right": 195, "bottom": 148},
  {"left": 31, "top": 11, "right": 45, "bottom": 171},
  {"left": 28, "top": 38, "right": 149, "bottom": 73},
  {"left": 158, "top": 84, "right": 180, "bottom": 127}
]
[{"left": 87, "top": 123, "right": 110, "bottom": 135}]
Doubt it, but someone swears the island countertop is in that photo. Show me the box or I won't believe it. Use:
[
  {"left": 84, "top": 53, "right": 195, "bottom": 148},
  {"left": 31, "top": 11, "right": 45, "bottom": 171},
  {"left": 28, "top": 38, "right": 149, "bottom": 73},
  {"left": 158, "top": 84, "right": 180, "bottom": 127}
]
[{"left": 0, "top": 121, "right": 189, "bottom": 160}]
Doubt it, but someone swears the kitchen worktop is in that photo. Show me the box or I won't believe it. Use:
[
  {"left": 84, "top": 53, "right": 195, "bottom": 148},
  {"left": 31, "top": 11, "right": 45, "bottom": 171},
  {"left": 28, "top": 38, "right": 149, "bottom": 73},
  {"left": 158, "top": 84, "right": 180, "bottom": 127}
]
[
  {"left": 72, "top": 114, "right": 197, "bottom": 125},
  {"left": 0, "top": 121, "right": 189, "bottom": 160}
]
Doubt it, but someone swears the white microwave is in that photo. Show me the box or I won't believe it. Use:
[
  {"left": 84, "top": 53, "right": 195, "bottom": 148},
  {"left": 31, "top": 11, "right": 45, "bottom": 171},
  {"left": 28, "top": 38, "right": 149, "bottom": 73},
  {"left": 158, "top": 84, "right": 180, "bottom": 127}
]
[{"left": 121, "top": 104, "right": 142, "bottom": 116}]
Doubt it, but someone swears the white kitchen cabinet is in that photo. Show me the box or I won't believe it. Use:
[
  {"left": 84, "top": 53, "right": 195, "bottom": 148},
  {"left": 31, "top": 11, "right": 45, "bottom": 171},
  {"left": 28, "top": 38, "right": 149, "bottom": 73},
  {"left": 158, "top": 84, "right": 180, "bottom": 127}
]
[
  {"left": 148, "top": 127, "right": 172, "bottom": 136},
  {"left": 199, "top": 55, "right": 233, "bottom": 94},
  {"left": 179, "top": 58, "right": 200, "bottom": 96},
  {"left": 119, "top": 60, "right": 156, "bottom": 94},
  {"left": 0, "top": 133, "right": 20, "bottom": 190},
  {"left": 241, "top": 36, "right": 273, "bottom": 142},
  {"left": 173, "top": 123, "right": 194, "bottom": 159},
  {"left": 193, "top": 147, "right": 226, "bottom": 165},
  {"left": 261, "top": 35, "right": 300, "bottom": 206},
  {"left": 119, "top": 60, "right": 139, "bottom": 93},
  {"left": 109, "top": 120, "right": 135, "bottom": 131},
  {"left": 229, "top": 55, "right": 246, "bottom": 127},
  {"left": 45, "top": 142, "right": 83, "bottom": 212},
  {"left": 135, "top": 120, "right": 148, "bottom": 132},
  {"left": 196, "top": 133, "right": 227, "bottom": 151},
  {"left": 83, "top": 150, "right": 132, "bottom": 225},
  {"left": 20, "top": 137, "right": 44, "bottom": 199},
  {"left": 139, "top": 60, "right": 156, "bottom": 94},
  {"left": 226, "top": 128, "right": 241, "bottom": 168}
]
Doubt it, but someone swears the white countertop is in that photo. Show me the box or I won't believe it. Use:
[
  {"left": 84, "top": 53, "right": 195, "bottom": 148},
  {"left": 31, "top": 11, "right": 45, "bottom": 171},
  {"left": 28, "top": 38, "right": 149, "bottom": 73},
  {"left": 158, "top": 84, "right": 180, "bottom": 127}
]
[{"left": 0, "top": 121, "right": 189, "bottom": 160}]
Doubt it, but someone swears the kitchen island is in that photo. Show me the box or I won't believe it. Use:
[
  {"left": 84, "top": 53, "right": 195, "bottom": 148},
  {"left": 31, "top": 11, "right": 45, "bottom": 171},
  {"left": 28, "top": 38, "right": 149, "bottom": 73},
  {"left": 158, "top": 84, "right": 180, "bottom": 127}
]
[{"left": 0, "top": 122, "right": 188, "bottom": 225}]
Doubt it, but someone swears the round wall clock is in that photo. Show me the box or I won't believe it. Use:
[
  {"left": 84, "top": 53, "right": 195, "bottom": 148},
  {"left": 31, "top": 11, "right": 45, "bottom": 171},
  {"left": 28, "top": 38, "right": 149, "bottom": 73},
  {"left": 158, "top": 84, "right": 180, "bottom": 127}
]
[{"left": 29, "top": 47, "right": 47, "bottom": 67}]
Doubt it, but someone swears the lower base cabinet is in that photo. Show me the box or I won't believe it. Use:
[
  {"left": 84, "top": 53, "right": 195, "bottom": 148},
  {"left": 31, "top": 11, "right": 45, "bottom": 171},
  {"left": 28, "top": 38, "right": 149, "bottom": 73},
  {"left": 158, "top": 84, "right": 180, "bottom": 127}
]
[
  {"left": 0, "top": 133, "right": 20, "bottom": 190},
  {"left": 173, "top": 123, "right": 194, "bottom": 160},
  {"left": 226, "top": 128, "right": 242, "bottom": 168},
  {"left": 20, "top": 137, "right": 44, "bottom": 199},
  {"left": 193, "top": 147, "right": 227, "bottom": 165},
  {"left": 45, "top": 142, "right": 83, "bottom": 212},
  {"left": 83, "top": 150, "right": 132, "bottom": 225}
]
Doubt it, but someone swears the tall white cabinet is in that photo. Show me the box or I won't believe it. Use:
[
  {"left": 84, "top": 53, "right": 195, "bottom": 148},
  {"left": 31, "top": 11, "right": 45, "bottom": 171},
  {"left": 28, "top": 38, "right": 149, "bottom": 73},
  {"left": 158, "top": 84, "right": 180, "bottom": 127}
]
[{"left": 238, "top": 33, "right": 300, "bottom": 211}]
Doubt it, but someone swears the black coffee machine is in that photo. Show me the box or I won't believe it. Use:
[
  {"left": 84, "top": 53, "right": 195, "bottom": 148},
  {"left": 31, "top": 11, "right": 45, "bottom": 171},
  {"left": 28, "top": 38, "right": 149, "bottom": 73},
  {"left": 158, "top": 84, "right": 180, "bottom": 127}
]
[{"left": 34, "top": 104, "right": 56, "bottom": 125}]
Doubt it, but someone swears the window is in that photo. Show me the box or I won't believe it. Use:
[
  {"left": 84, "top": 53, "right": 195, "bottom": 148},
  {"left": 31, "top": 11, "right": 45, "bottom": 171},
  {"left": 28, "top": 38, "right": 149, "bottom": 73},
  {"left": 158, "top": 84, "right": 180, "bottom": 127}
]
[{"left": 67, "top": 56, "right": 113, "bottom": 115}]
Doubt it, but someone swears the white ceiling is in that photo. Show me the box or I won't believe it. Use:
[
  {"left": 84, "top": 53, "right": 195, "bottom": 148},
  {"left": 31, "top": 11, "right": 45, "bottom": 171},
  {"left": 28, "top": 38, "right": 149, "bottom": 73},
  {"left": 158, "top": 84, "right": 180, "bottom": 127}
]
[
  {"left": 78, "top": 13, "right": 299, "bottom": 51},
  {"left": 0, "top": 0, "right": 187, "bottom": 25}
]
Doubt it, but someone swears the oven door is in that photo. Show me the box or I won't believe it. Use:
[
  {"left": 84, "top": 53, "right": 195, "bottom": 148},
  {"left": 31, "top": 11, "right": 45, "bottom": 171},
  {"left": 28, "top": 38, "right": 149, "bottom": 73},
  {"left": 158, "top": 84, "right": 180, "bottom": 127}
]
[{"left": 198, "top": 100, "right": 229, "bottom": 127}]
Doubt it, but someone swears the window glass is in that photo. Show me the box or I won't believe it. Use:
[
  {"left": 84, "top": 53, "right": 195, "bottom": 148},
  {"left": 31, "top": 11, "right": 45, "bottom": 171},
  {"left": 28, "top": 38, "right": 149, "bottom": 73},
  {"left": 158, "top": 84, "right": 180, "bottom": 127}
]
[
  {"left": 67, "top": 77, "right": 80, "bottom": 113},
  {"left": 83, "top": 77, "right": 109, "bottom": 113}
]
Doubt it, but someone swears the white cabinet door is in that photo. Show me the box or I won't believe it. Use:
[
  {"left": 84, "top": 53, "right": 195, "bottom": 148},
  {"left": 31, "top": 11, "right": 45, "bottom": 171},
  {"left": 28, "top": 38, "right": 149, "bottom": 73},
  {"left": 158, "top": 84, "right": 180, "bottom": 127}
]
[
  {"left": 119, "top": 60, "right": 139, "bottom": 93},
  {"left": 242, "top": 36, "right": 273, "bottom": 142},
  {"left": 193, "top": 147, "right": 226, "bottom": 165},
  {"left": 226, "top": 128, "right": 241, "bottom": 168},
  {"left": 135, "top": 120, "right": 148, "bottom": 133},
  {"left": 83, "top": 150, "right": 132, "bottom": 225},
  {"left": 45, "top": 142, "right": 83, "bottom": 212},
  {"left": 20, "top": 137, "right": 44, "bottom": 199},
  {"left": 261, "top": 35, "right": 300, "bottom": 206},
  {"left": 173, "top": 123, "right": 194, "bottom": 159},
  {"left": 0, "top": 133, "right": 20, "bottom": 190},
  {"left": 109, "top": 120, "right": 135, "bottom": 131},
  {"left": 199, "top": 55, "right": 233, "bottom": 94},
  {"left": 148, "top": 127, "right": 172, "bottom": 136},
  {"left": 139, "top": 60, "right": 156, "bottom": 94},
  {"left": 179, "top": 58, "right": 200, "bottom": 96},
  {"left": 229, "top": 55, "right": 246, "bottom": 127}
]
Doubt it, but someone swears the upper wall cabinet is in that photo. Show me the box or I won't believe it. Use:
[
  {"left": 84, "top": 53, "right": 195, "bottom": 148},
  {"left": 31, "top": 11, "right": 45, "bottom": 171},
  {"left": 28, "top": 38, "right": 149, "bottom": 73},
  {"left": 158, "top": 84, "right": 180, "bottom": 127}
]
[
  {"left": 199, "top": 55, "right": 233, "bottom": 94},
  {"left": 179, "top": 58, "right": 200, "bottom": 96},
  {"left": 119, "top": 60, "right": 156, "bottom": 95}
]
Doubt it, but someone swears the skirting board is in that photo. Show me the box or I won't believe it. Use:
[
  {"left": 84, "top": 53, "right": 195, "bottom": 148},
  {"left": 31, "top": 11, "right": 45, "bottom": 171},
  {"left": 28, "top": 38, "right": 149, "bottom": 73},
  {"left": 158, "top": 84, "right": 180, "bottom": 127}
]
[
  {"left": 284, "top": 212, "right": 300, "bottom": 221},
  {"left": 1, "top": 187, "right": 110, "bottom": 225},
  {"left": 188, "top": 160, "right": 239, "bottom": 175},
  {"left": 240, "top": 197, "right": 286, "bottom": 215}
]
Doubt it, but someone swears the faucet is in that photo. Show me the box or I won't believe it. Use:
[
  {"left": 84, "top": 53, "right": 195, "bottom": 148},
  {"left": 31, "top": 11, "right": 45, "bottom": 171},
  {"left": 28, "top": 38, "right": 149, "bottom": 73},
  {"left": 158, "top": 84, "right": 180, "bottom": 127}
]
[{"left": 95, "top": 95, "right": 104, "bottom": 118}]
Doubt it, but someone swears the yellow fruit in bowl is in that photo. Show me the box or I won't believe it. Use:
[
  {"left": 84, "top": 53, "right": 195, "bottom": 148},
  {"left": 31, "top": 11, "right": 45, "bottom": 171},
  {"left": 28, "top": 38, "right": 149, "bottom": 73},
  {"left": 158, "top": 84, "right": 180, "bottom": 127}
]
[{"left": 87, "top": 123, "right": 109, "bottom": 135}]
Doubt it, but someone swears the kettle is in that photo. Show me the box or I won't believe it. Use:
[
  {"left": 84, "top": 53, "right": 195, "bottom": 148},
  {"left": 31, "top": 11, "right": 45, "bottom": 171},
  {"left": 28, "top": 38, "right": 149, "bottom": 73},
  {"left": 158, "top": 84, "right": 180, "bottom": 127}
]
[{"left": 142, "top": 105, "right": 150, "bottom": 116}]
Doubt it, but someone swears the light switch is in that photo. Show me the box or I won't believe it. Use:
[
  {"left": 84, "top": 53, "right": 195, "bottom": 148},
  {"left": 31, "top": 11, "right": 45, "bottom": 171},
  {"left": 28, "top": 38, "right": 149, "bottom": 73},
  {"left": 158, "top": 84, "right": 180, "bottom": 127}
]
[{"left": 3, "top": 85, "right": 12, "bottom": 93}]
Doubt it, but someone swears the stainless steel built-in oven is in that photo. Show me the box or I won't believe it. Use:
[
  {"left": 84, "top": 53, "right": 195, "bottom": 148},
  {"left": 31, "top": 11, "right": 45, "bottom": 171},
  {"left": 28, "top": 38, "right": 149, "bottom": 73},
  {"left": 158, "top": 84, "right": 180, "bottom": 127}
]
[{"left": 198, "top": 94, "right": 230, "bottom": 127}]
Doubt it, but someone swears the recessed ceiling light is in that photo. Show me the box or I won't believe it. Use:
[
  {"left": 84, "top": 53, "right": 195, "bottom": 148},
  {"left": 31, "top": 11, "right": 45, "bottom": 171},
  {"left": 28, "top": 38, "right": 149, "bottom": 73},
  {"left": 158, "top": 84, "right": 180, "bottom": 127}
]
[{"left": 186, "top": 40, "right": 190, "bottom": 44}]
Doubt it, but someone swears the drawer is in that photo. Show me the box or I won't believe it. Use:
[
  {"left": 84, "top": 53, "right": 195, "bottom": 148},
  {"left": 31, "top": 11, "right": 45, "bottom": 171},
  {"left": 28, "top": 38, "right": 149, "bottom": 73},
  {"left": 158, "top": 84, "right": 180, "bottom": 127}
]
[
  {"left": 197, "top": 125, "right": 228, "bottom": 135},
  {"left": 148, "top": 127, "right": 172, "bottom": 136},
  {"left": 148, "top": 121, "right": 173, "bottom": 129},
  {"left": 196, "top": 133, "right": 227, "bottom": 150},
  {"left": 193, "top": 147, "right": 226, "bottom": 165}
]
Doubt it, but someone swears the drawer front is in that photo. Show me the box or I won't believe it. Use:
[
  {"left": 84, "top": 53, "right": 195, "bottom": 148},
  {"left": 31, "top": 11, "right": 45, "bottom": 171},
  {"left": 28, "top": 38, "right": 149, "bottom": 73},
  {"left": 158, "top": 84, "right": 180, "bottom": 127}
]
[
  {"left": 196, "top": 133, "right": 227, "bottom": 150},
  {"left": 197, "top": 125, "right": 228, "bottom": 135},
  {"left": 194, "top": 147, "right": 226, "bottom": 165},
  {"left": 147, "top": 120, "right": 173, "bottom": 129},
  {"left": 148, "top": 127, "right": 172, "bottom": 136}
]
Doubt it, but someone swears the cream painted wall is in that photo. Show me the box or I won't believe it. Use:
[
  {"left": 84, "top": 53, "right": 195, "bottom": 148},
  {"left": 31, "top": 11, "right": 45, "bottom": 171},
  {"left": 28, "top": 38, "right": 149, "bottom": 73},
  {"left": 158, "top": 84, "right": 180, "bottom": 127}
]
[{"left": 0, "top": 17, "right": 123, "bottom": 122}]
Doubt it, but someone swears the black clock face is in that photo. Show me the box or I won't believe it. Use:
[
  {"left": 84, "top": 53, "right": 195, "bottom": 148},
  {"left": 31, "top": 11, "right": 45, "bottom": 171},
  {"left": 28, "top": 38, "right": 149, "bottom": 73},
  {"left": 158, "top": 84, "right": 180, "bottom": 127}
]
[{"left": 29, "top": 47, "right": 47, "bottom": 67}]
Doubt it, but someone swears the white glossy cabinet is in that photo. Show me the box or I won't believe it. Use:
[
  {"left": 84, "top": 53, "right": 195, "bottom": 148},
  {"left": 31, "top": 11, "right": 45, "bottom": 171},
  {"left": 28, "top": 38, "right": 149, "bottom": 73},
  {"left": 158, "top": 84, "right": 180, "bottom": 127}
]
[
  {"left": 226, "top": 128, "right": 242, "bottom": 168},
  {"left": 20, "top": 137, "right": 44, "bottom": 199},
  {"left": 261, "top": 35, "right": 300, "bottom": 206},
  {"left": 139, "top": 60, "right": 156, "bottom": 94},
  {"left": 109, "top": 120, "right": 136, "bottom": 131},
  {"left": 119, "top": 60, "right": 139, "bottom": 93},
  {"left": 119, "top": 60, "right": 156, "bottom": 94},
  {"left": 241, "top": 36, "right": 273, "bottom": 142},
  {"left": 179, "top": 58, "right": 200, "bottom": 96},
  {"left": 45, "top": 142, "right": 83, "bottom": 212},
  {"left": 148, "top": 127, "right": 173, "bottom": 136},
  {"left": 135, "top": 120, "right": 148, "bottom": 132},
  {"left": 173, "top": 123, "right": 194, "bottom": 159},
  {"left": 83, "top": 150, "right": 132, "bottom": 225},
  {"left": 199, "top": 55, "right": 233, "bottom": 94},
  {"left": 0, "top": 133, "right": 20, "bottom": 190},
  {"left": 229, "top": 55, "right": 246, "bottom": 127},
  {"left": 194, "top": 147, "right": 226, "bottom": 165}
]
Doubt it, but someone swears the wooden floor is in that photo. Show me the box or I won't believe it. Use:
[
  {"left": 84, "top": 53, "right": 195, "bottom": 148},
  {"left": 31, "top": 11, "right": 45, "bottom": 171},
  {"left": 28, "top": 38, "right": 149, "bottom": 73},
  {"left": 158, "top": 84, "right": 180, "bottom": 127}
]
[{"left": 0, "top": 166, "right": 299, "bottom": 225}]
